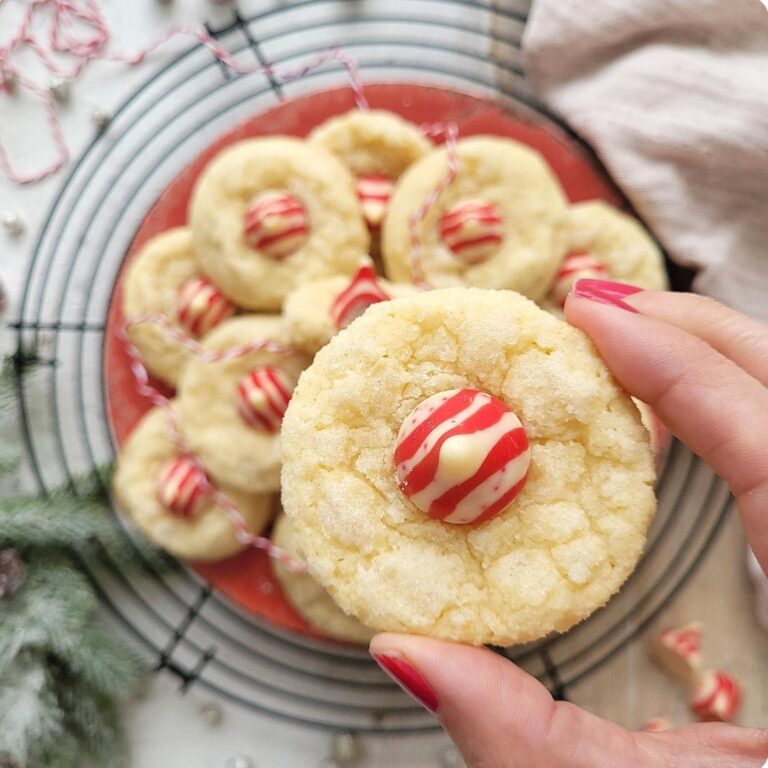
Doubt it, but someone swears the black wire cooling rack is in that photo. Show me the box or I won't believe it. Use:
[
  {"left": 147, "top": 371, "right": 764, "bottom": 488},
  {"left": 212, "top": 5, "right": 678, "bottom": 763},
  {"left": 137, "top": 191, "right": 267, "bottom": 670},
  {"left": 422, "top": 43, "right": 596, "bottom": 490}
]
[{"left": 10, "top": 0, "right": 732, "bottom": 735}]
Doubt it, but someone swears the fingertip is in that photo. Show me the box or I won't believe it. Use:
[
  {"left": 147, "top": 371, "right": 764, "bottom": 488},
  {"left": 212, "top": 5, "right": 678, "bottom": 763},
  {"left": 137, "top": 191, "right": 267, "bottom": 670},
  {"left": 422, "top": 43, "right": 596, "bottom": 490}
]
[{"left": 368, "top": 632, "right": 439, "bottom": 658}]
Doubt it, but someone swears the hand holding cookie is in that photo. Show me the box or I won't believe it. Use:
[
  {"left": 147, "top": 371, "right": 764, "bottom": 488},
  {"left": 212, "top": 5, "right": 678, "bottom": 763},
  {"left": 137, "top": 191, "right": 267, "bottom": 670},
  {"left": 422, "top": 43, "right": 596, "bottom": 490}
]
[{"left": 368, "top": 288, "right": 768, "bottom": 767}]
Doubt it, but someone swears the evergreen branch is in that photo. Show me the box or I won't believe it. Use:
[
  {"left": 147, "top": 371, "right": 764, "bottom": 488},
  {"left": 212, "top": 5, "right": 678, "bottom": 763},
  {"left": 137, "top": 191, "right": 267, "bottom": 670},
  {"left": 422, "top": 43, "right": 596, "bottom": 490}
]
[
  {"left": 34, "top": 730, "right": 82, "bottom": 768},
  {"left": 51, "top": 624, "right": 144, "bottom": 702},
  {"left": 0, "top": 351, "right": 162, "bottom": 767},
  {"left": 0, "top": 442, "right": 20, "bottom": 478},
  {"left": 57, "top": 673, "right": 128, "bottom": 768},
  {"left": 0, "top": 467, "right": 170, "bottom": 570},
  {"left": 0, "top": 653, "right": 63, "bottom": 768},
  {"left": 0, "top": 553, "right": 96, "bottom": 672}
]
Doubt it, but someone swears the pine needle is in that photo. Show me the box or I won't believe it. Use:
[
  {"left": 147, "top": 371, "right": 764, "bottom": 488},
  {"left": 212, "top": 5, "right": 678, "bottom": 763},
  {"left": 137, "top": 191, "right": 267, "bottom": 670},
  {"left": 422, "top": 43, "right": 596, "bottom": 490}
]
[
  {"left": 52, "top": 623, "right": 144, "bottom": 701},
  {"left": 0, "top": 467, "right": 170, "bottom": 570},
  {"left": 0, "top": 352, "right": 162, "bottom": 767},
  {"left": 0, "top": 553, "right": 97, "bottom": 672},
  {"left": 0, "top": 653, "right": 63, "bottom": 767},
  {"left": 57, "top": 672, "right": 129, "bottom": 768}
]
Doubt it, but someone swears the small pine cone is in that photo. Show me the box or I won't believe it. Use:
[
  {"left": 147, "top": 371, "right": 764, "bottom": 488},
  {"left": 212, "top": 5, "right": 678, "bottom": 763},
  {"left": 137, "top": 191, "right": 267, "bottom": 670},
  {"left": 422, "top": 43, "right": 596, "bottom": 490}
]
[{"left": 0, "top": 549, "right": 26, "bottom": 599}]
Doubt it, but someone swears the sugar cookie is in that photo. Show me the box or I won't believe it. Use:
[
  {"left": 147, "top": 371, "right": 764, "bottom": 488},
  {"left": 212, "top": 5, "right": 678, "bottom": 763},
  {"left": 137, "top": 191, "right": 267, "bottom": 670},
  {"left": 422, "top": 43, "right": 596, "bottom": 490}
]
[
  {"left": 548, "top": 201, "right": 668, "bottom": 307},
  {"left": 189, "top": 138, "right": 370, "bottom": 310},
  {"left": 283, "top": 262, "right": 419, "bottom": 355},
  {"left": 271, "top": 514, "right": 375, "bottom": 644},
  {"left": 309, "top": 109, "right": 432, "bottom": 230},
  {"left": 382, "top": 137, "right": 569, "bottom": 300},
  {"left": 114, "top": 405, "right": 272, "bottom": 561},
  {"left": 122, "top": 227, "right": 235, "bottom": 387},
  {"left": 281, "top": 288, "right": 656, "bottom": 646},
  {"left": 176, "top": 315, "right": 310, "bottom": 494}
]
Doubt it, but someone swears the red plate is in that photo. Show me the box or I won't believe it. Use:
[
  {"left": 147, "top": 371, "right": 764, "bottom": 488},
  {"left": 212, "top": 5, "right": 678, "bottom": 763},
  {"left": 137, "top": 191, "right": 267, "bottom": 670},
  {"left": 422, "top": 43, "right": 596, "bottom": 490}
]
[{"left": 104, "top": 83, "right": 621, "bottom": 641}]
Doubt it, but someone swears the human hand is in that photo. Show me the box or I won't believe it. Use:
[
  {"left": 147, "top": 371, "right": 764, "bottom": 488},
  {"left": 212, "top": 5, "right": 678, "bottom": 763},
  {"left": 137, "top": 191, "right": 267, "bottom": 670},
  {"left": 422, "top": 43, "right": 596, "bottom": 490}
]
[{"left": 369, "top": 282, "right": 768, "bottom": 768}]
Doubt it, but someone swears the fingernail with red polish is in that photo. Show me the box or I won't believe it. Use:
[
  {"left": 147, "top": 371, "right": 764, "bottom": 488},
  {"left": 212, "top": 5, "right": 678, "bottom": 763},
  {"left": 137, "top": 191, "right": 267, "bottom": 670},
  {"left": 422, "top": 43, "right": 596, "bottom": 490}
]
[
  {"left": 572, "top": 279, "right": 643, "bottom": 313},
  {"left": 371, "top": 653, "right": 439, "bottom": 713}
]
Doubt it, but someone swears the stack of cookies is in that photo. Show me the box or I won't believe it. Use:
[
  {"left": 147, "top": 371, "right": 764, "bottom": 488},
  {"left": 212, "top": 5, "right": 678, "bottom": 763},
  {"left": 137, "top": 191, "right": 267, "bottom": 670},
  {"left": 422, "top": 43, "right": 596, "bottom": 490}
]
[{"left": 114, "top": 107, "right": 668, "bottom": 645}]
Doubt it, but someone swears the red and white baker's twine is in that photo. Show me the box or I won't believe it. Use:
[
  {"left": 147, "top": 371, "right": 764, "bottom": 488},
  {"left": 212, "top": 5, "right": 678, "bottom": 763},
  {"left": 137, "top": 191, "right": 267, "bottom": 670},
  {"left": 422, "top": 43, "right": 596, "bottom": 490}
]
[
  {"left": 0, "top": 0, "right": 368, "bottom": 184},
  {"left": 409, "top": 122, "right": 460, "bottom": 288},
  {"left": 120, "top": 313, "right": 306, "bottom": 574}
]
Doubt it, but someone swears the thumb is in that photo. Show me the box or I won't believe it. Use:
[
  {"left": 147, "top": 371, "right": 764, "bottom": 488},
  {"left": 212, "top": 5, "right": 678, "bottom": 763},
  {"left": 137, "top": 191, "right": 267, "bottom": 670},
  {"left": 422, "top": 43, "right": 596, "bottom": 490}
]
[{"left": 369, "top": 634, "right": 640, "bottom": 768}]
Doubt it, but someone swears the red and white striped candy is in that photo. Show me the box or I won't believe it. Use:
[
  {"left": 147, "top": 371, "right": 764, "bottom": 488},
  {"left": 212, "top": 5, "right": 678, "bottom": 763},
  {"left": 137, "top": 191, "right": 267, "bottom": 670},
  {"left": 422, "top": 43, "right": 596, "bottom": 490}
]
[
  {"left": 394, "top": 388, "right": 530, "bottom": 525},
  {"left": 357, "top": 174, "right": 394, "bottom": 229},
  {"left": 157, "top": 456, "right": 210, "bottom": 518},
  {"left": 330, "top": 262, "right": 390, "bottom": 330},
  {"left": 243, "top": 191, "right": 309, "bottom": 259},
  {"left": 236, "top": 366, "right": 294, "bottom": 433},
  {"left": 176, "top": 276, "right": 235, "bottom": 338},
  {"left": 651, "top": 622, "right": 703, "bottom": 682},
  {"left": 551, "top": 251, "right": 608, "bottom": 307},
  {"left": 690, "top": 670, "right": 741, "bottom": 722},
  {"left": 439, "top": 199, "right": 503, "bottom": 265},
  {"left": 640, "top": 717, "right": 673, "bottom": 733}
]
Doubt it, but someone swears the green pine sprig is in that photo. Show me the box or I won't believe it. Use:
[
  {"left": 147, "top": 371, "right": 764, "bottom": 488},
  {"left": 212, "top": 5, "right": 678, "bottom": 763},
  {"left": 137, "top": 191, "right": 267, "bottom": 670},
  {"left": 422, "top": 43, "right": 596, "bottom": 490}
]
[
  {"left": 0, "top": 466, "right": 171, "bottom": 570},
  {"left": 0, "top": 351, "right": 166, "bottom": 768}
]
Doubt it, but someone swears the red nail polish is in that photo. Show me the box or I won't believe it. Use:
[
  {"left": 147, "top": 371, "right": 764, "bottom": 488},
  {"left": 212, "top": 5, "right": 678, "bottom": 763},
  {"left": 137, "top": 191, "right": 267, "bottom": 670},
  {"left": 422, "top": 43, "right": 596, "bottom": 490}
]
[
  {"left": 371, "top": 653, "right": 439, "bottom": 713},
  {"left": 572, "top": 278, "right": 643, "bottom": 312}
]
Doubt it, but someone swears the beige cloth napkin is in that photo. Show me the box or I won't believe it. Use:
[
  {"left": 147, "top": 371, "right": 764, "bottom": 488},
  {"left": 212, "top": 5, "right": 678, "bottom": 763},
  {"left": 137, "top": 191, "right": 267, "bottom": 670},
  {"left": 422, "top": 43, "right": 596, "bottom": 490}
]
[{"left": 522, "top": 0, "right": 768, "bottom": 320}]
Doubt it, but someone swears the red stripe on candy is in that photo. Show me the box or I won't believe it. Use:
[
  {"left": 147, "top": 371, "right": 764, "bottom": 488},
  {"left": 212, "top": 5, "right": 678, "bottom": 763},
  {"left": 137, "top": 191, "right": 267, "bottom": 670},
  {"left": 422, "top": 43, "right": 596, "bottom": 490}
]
[
  {"left": 401, "top": 402, "right": 505, "bottom": 497},
  {"left": 428, "top": 426, "right": 528, "bottom": 519},
  {"left": 393, "top": 389, "right": 477, "bottom": 466},
  {"left": 236, "top": 366, "right": 294, "bottom": 433},
  {"left": 330, "top": 262, "right": 390, "bottom": 329},
  {"left": 394, "top": 388, "right": 530, "bottom": 525},
  {"left": 256, "top": 224, "right": 309, "bottom": 250},
  {"left": 440, "top": 214, "right": 502, "bottom": 238},
  {"left": 438, "top": 200, "right": 503, "bottom": 265},
  {"left": 450, "top": 233, "right": 503, "bottom": 253}
]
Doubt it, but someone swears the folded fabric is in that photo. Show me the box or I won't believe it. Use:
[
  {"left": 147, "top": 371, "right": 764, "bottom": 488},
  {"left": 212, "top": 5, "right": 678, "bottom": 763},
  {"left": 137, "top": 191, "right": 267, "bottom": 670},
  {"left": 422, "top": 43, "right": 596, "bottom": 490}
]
[{"left": 521, "top": 0, "right": 768, "bottom": 320}]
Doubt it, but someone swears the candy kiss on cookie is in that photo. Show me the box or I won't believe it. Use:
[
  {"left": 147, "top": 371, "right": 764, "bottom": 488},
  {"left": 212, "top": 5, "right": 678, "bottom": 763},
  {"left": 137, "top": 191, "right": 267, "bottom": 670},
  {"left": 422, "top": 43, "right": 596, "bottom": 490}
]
[
  {"left": 176, "top": 276, "right": 235, "bottom": 337},
  {"left": 690, "top": 670, "right": 741, "bottom": 722},
  {"left": 330, "top": 261, "right": 390, "bottom": 330},
  {"left": 237, "top": 366, "right": 294, "bottom": 433},
  {"left": 394, "top": 388, "right": 530, "bottom": 524},
  {"left": 356, "top": 174, "right": 394, "bottom": 229},
  {"left": 243, "top": 191, "right": 309, "bottom": 259},
  {"left": 439, "top": 200, "right": 503, "bottom": 265},
  {"left": 157, "top": 456, "right": 210, "bottom": 517},
  {"left": 551, "top": 251, "right": 608, "bottom": 307},
  {"left": 651, "top": 622, "right": 703, "bottom": 683}
]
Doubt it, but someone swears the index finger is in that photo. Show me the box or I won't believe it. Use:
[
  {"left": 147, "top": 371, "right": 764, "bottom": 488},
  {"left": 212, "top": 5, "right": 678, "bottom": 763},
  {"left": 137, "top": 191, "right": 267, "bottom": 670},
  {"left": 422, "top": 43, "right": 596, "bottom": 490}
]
[{"left": 564, "top": 292, "right": 768, "bottom": 572}]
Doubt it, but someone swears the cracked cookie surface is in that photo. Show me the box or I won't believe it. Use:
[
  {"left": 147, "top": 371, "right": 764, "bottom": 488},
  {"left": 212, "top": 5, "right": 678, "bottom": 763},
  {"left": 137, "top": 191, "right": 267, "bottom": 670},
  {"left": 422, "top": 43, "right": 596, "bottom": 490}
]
[
  {"left": 281, "top": 288, "right": 655, "bottom": 646},
  {"left": 272, "top": 513, "right": 375, "bottom": 644},
  {"left": 309, "top": 109, "right": 432, "bottom": 179}
]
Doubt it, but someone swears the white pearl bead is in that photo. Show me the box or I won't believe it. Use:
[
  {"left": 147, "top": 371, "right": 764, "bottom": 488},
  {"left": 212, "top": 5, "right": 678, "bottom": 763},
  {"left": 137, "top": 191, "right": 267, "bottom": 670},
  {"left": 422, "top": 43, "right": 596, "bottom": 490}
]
[
  {"left": 329, "top": 732, "right": 362, "bottom": 765},
  {"left": 50, "top": 77, "right": 71, "bottom": 102},
  {"left": 196, "top": 701, "right": 223, "bottom": 726},
  {"left": 91, "top": 107, "right": 111, "bottom": 129},
  {"left": 1, "top": 211, "right": 25, "bottom": 236}
]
